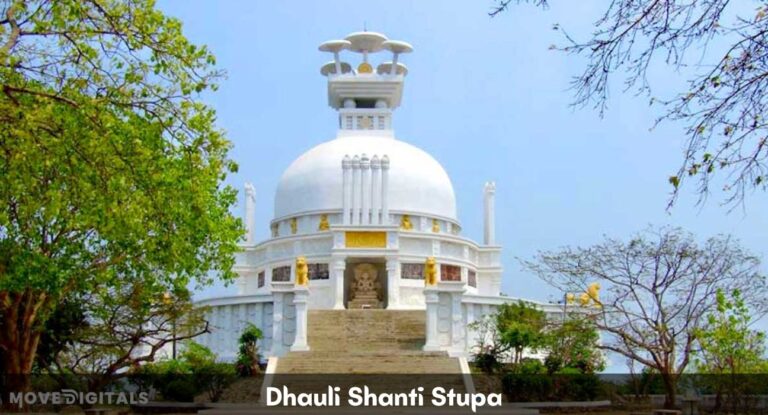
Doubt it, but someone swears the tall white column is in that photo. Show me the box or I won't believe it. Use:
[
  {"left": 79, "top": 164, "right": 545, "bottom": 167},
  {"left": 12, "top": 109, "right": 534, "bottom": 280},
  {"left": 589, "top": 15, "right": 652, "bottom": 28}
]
[
  {"left": 291, "top": 286, "right": 310, "bottom": 351},
  {"left": 342, "top": 155, "right": 352, "bottom": 225},
  {"left": 381, "top": 155, "right": 390, "bottom": 225},
  {"left": 351, "top": 156, "right": 361, "bottom": 225},
  {"left": 331, "top": 258, "right": 346, "bottom": 309},
  {"left": 244, "top": 183, "right": 256, "bottom": 244},
  {"left": 371, "top": 156, "right": 381, "bottom": 224},
  {"left": 483, "top": 181, "right": 496, "bottom": 245},
  {"left": 360, "top": 154, "right": 370, "bottom": 225}
]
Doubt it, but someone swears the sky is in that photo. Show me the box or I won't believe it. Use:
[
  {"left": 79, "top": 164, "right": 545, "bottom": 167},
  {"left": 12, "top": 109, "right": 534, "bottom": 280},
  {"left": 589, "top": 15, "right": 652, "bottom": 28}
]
[{"left": 156, "top": 1, "right": 768, "bottom": 368}]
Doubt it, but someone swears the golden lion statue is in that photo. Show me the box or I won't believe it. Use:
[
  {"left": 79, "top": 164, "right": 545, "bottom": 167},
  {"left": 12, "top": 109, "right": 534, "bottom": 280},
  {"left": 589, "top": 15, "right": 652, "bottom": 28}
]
[
  {"left": 401, "top": 214, "right": 413, "bottom": 230},
  {"left": 295, "top": 256, "right": 309, "bottom": 286},
  {"left": 579, "top": 292, "right": 590, "bottom": 306},
  {"left": 425, "top": 257, "right": 438, "bottom": 286},
  {"left": 587, "top": 282, "right": 601, "bottom": 307}
]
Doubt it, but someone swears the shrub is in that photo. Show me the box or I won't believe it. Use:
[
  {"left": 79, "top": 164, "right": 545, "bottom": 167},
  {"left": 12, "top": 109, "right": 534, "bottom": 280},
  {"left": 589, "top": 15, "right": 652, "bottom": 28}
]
[
  {"left": 502, "top": 372, "right": 552, "bottom": 402},
  {"left": 236, "top": 324, "right": 263, "bottom": 377},
  {"left": 473, "top": 352, "right": 501, "bottom": 374},
  {"left": 194, "top": 362, "right": 237, "bottom": 402},
  {"left": 136, "top": 342, "right": 236, "bottom": 402}
]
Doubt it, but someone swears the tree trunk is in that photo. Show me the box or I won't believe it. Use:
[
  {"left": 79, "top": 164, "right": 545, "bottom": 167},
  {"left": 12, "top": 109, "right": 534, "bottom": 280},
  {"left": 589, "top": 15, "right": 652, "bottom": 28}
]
[
  {"left": 0, "top": 290, "right": 47, "bottom": 410},
  {"left": 661, "top": 372, "right": 678, "bottom": 409}
]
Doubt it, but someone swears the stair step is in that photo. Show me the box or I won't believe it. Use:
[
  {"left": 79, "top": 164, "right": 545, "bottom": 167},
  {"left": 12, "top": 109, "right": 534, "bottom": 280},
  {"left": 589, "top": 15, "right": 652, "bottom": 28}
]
[{"left": 276, "top": 310, "right": 461, "bottom": 376}]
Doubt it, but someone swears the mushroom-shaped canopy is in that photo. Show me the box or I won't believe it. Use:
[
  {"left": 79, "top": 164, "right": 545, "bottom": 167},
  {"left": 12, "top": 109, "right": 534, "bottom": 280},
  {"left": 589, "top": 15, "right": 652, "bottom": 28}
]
[
  {"left": 344, "top": 32, "right": 388, "bottom": 53},
  {"left": 382, "top": 40, "right": 414, "bottom": 54},
  {"left": 376, "top": 62, "right": 408, "bottom": 75},
  {"left": 318, "top": 39, "right": 351, "bottom": 53},
  {"left": 320, "top": 61, "right": 352, "bottom": 76}
]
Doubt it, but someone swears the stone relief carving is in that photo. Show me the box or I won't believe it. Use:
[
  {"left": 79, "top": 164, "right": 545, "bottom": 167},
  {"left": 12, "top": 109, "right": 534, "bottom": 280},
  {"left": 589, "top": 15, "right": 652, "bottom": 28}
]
[{"left": 347, "top": 263, "right": 383, "bottom": 309}]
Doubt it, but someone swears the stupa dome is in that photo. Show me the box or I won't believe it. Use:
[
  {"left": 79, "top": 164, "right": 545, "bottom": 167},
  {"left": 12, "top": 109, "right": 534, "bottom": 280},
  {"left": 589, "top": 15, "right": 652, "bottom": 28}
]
[{"left": 274, "top": 134, "right": 457, "bottom": 223}]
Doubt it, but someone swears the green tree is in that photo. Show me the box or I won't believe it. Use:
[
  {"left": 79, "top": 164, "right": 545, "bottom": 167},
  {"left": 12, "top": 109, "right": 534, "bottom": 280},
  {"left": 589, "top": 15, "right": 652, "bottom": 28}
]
[
  {"left": 545, "top": 316, "right": 604, "bottom": 374},
  {"left": 497, "top": 301, "right": 547, "bottom": 366},
  {"left": 695, "top": 289, "right": 768, "bottom": 411},
  {"left": 0, "top": 0, "right": 242, "bottom": 380}
]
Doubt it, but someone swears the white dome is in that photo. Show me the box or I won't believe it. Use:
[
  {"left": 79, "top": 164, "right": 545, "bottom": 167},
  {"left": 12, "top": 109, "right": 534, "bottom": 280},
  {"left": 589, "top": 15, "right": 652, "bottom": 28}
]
[{"left": 275, "top": 135, "right": 457, "bottom": 222}]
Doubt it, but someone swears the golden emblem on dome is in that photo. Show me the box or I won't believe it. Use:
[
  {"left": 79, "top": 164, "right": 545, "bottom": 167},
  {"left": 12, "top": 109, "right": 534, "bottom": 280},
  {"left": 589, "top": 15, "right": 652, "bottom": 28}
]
[
  {"left": 357, "top": 62, "right": 373, "bottom": 73},
  {"left": 318, "top": 214, "right": 330, "bottom": 231},
  {"left": 400, "top": 214, "right": 413, "bottom": 230},
  {"left": 432, "top": 219, "right": 440, "bottom": 233},
  {"left": 290, "top": 217, "right": 298, "bottom": 234}
]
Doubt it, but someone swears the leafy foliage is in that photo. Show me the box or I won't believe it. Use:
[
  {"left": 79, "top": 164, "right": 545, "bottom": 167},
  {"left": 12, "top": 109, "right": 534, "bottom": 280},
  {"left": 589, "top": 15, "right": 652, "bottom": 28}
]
[
  {"left": 136, "top": 342, "right": 236, "bottom": 403},
  {"left": 497, "top": 301, "right": 547, "bottom": 365},
  {"left": 235, "top": 323, "right": 263, "bottom": 377},
  {"left": 544, "top": 316, "right": 605, "bottom": 374},
  {"left": 470, "top": 301, "right": 547, "bottom": 373},
  {"left": 0, "top": 0, "right": 242, "bottom": 375},
  {"left": 694, "top": 289, "right": 768, "bottom": 412}
]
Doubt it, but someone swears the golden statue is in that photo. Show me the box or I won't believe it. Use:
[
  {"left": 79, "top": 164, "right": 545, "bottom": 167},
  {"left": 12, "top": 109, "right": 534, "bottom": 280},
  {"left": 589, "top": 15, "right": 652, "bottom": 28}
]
[
  {"left": 295, "top": 256, "right": 309, "bottom": 286},
  {"left": 432, "top": 219, "right": 440, "bottom": 233},
  {"left": 290, "top": 217, "right": 298, "bottom": 234},
  {"left": 318, "top": 214, "right": 330, "bottom": 231},
  {"left": 587, "top": 282, "right": 601, "bottom": 308},
  {"left": 579, "top": 292, "right": 590, "bottom": 306},
  {"left": 425, "top": 257, "right": 438, "bottom": 286},
  {"left": 565, "top": 293, "right": 575, "bottom": 305},
  {"left": 400, "top": 214, "right": 413, "bottom": 230}
]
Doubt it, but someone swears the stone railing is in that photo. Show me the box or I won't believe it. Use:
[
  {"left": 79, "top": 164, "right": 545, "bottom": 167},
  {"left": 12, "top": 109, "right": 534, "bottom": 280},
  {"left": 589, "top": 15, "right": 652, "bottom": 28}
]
[
  {"left": 423, "top": 283, "right": 564, "bottom": 357},
  {"left": 195, "top": 283, "right": 310, "bottom": 360}
]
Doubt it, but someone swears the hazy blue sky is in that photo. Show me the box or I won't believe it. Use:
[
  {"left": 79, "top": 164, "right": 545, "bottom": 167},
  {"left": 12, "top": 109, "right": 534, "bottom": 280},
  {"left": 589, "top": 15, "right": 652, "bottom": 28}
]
[{"left": 158, "top": 1, "right": 767, "bottom": 368}]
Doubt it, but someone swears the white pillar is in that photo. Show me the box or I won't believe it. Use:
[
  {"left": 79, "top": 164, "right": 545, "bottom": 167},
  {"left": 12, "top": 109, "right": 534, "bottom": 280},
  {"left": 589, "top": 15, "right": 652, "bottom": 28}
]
[
  {"left": 386, "top": 257, "right": 399, "bottom": 309},
  {"left": 371, "top": 155, "right": 381, "bottom": 224},
  {"left": 351, "top": 156, "right": 361, "bottom": 225},
  {"left": 381, "top": 155, "right": 390, "bottom": 225},
  {"left": 291, "top": 286, "right": 310, "bottom": 351},
  {"left": 271, "top": 291, "right": 285, "bottom": 356},
  {"left": 483, "top": 181, "right": 496, "bottom": 245},
  {"left": 342, "top": 155, "right": 351, "bottom": 225},
  {"left": 423, "top": 288, "right": 440, "bottom": 351},
  {"left": 331, "top": 258, "right": 346, "bottom": 309},
  {"left": 244, "top": 183, "right": 256, "bottom": 244},
  {"left": 360, "top": 154, "right": 370, "bottom": 225}
]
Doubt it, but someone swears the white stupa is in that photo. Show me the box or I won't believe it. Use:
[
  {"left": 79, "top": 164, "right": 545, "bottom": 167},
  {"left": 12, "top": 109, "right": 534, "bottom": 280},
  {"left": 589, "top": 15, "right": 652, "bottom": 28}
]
[{"left": 197, "top": 31, "right": 560, "bottom": 360}]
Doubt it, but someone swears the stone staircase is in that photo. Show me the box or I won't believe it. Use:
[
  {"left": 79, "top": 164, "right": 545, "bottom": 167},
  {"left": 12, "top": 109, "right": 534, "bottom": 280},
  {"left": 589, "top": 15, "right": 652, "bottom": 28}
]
[
  {"left": 276, "top": 310, "right": 461, "bottom": 374},
  {"left": 270, "top": 310, "right": 465, "bottom": 398}
]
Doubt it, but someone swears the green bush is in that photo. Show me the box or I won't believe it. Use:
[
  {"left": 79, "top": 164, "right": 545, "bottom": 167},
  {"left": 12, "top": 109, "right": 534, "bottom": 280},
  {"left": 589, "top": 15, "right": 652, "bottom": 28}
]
[
  {"left": 517, "top": 358, "right": 547, "bottom": 375},
  {"left": 502, "top": 372, "right": 553, "bottom": 402},
  {"left": 552, "top": 370, "right": 602, "bottom": 401},
  {"left": 473, "top": 353, "right": 501, "bottom": 374},
  {"left": 236, "top": 324, "right": 263, "bottom": 377},
  {"left": 194, "top": 362, "right": 237, "bottom": 402},
  {"left": 136, "top": 342, "right": 236, "bottom": 402}
]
